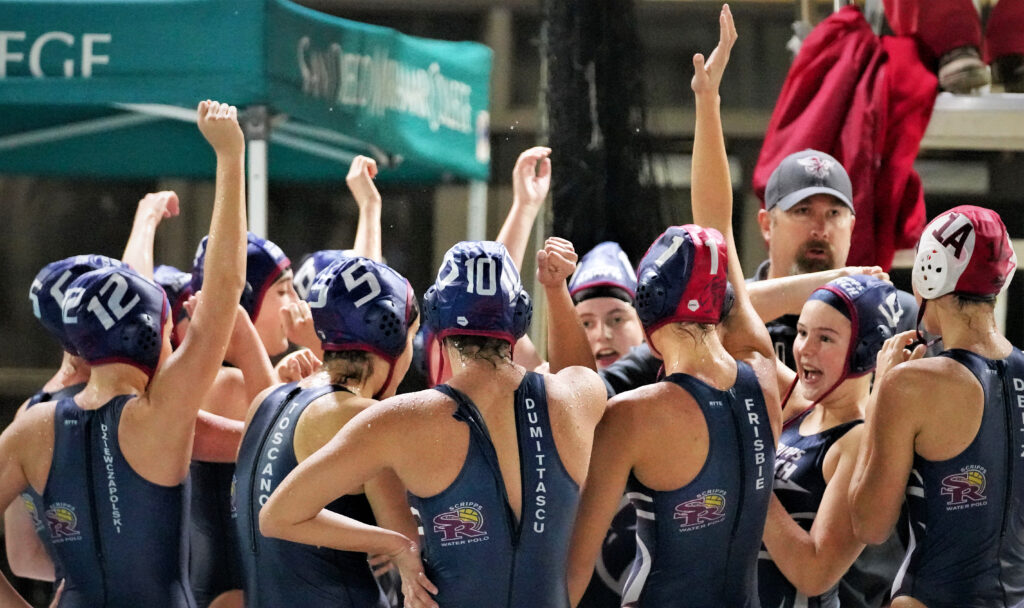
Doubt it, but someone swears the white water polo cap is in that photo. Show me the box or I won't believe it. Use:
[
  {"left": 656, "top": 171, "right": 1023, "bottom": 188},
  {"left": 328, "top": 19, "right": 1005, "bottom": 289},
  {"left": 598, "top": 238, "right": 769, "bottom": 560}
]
[{"left": 912, "top": 205, "right": 1016, "bottom": 300}]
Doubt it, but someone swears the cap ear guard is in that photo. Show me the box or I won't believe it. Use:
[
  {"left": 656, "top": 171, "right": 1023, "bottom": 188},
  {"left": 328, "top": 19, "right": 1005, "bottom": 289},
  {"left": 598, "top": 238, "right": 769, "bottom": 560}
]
[
  {"left": 912, "top": 215, "right": 974, "bottom": 300},
  {"left": 31, "top": 255, "right": 125, "bottom": 354},
  {"left": 425, "top": 241, "right": 533, "bottom": 345},
  {"left": 62, "top": 266, "right": 169, "bottom": 378}
]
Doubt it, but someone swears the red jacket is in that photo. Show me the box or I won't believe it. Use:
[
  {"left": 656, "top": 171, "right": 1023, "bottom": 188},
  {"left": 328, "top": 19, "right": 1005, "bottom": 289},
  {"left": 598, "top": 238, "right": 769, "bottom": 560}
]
[{"left": 753, "top": 6, "right": 936, "bottom": 269}]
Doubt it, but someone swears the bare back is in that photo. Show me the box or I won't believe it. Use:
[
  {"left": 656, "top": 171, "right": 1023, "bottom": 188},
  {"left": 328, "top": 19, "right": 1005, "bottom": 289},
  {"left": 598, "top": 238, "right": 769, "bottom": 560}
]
[{"left": 380, "top": 363, "right": 604, "bottom": 520}]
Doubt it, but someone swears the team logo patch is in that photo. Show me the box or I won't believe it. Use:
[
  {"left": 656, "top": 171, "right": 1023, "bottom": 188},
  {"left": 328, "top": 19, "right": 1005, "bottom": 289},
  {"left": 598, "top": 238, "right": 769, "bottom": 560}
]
[
  {"left": 46, "top": 502, "right": 83, "bottom": 542},
  {"left": 432, "top": 501, "right": 489, "bottom": 545},
  {"left": 797, "top": 156, "right": 835, "bottom": 179},
  {"left": 673, "top": 489, "right": 727, "bottom": 531},
  {"left": 940, "top": 465, "right": 988, "bottom": 510}
]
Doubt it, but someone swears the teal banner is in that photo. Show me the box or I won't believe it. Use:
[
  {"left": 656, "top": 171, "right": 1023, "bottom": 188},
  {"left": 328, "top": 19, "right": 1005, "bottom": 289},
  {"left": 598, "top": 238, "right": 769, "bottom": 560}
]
[
  {"left": 0, "top": 0, "right": 264, "bottom": 105},
  {"left": 266, "top": 0, "right": 492, "bottom": 180},
  {"left": 0, "top": 0, "right": 492, "bottom": 182}
]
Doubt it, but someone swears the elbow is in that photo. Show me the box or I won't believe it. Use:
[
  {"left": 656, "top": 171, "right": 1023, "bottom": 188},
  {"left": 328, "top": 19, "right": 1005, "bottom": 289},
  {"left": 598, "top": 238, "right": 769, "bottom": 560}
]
[
  {"left": 851, "top": 518, "right": 891, "bottom": 546},
  {"left": 258, "top": 503, "right": 287, "bottom": 541},
  {"left": 848, "top": 487, "right": 891, "bottom": 545},
  {"left": 7, "top": 552, "right": 54, "bottom": 582},
  {"left": 793, "top": 573, "right": 838, "bottom": 598}
]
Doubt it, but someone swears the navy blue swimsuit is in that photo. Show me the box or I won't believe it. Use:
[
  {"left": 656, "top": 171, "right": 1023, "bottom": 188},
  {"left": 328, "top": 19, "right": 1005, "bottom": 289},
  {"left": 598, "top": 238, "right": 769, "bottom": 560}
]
[
  {"left": 758, "top": 408, "right": 862, "bottom": 608},
  {"left": 21, "top": 383, "right": 86, "bottom": 585},
  {"left": 407, "top": 372, "right": 579, "bottom": 608},
  {"left": 43, "top": 396, "right": 194, "bottom": 607},
  {"left": 578, "top": 498, "right": 638, "bottom": 608},
  {"left": 233, "top": 382, "right": 387, "bottom": 608},
  {"left": 892, "top": 348, "right": 1024, "bottom": 607},
  {"left": 622, "top": 362, "right": 774, "bottom": 607},
  {"left": 188, "top": 459, "right": 243, "bottom": 607}
]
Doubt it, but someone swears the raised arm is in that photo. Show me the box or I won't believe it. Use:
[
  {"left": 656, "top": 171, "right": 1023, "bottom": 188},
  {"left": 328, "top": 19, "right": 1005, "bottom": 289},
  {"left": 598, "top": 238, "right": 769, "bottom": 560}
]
[
  {"left": 748, "top": 266, "right": 888, "bottom": 322},
  {"left": 192, "top": 409, "right": 245, "bottom": 463},
  {"left": 121, "top": 191, "right": 180, "bottom": 279},
  {"left": 690, "top": 6, "right": 772, "bottom": 363},
  {"left": 145, "top": 101, "right": 247, "bottom": 475},
  {"left": 347, "top": 155, "right": 383, "bottom": 262},
  {"left": 497, "top": 147, "right": 551, "bottom": 270},
  {"left": 536, "top": 237, "right": 596, "bottom": 372}
]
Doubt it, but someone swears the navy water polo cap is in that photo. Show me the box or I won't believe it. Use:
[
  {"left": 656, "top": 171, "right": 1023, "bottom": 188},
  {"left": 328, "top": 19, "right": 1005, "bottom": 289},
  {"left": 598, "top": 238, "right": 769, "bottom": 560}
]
[
  {"left": 423, "top": 241, "right": 532, "bottom": 346},
  {"left": 62, "top": 266, "right": 170, "bottom": 377},
  {"left": 569, "top": 241, "right": 637, "bottom": 305},
  {"left": 30, "top": 254, "right": 125, "bottom": 355},
  {"left": 808, "top": 274, "right": 903, "bottom": 377},
  {"left": 192, "top": 231, "right": 291, "bottom": 320},
  {"left": 293, "top": 249, "right": 353, "bottom": 301}
]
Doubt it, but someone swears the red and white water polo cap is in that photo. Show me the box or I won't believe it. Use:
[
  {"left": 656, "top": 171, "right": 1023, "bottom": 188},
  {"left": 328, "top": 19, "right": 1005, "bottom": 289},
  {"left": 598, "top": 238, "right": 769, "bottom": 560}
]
[{"left": 912, "top": 205, "right": 1016, "bottom": 300}]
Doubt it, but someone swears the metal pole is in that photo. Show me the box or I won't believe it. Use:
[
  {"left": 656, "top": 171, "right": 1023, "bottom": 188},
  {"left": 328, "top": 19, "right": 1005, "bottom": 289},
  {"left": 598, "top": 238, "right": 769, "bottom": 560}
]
[
  {"left": 467, "top": 180, "right": 488, "bottom": 241},
  {"left": 243, "top": 106, "right": 269, "bottom": 238},
  {"left": 800, "top": 0, "right": 812, "bottom": 24}
]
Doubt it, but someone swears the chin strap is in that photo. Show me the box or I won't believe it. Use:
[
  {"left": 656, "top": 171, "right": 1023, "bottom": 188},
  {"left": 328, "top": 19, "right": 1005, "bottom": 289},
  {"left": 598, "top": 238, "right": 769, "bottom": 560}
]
[
  {"left": 912, "top": 300, "right": 942, "bottom": 349},
  {"left": 429, "top": 335, "right": 446, "bottom": 388},
  {"left": 372, "top": 362, "right": 396, "bottom": 400}
]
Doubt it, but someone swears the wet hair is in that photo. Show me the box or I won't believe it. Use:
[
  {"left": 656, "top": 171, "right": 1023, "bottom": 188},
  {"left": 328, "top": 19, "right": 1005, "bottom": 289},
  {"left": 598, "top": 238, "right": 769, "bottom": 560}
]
[
  {"left": 443, "top": 335, "right": 512, "bottom": 368},
  {"left": 669, "top": 322, "right": 715, "bottom": 344},
  {"left": 953, "top": 293, "right": 997, "bottom": 307},
  {"left": 323, "top": 350, "right": 374, "bottom": 386}
]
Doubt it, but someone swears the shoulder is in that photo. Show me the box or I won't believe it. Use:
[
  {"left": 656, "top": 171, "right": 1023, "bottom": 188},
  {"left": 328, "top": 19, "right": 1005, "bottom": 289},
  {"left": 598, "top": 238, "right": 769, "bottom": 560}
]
[
  {"left": 831, "top": 422, "right": 865, "bottom": 462},
  {"left": 872, "top": 357, "right": 971, "bottom": 428},
  {"left": 359, "top": 388, "right": 453, "bottom": 425},
  {"left": 879, "top": 356, "right": 970, "bottom": 401},
  {"left": 302, "top": 389, "right": 369, "bottom": 428},
  {"left": 547, "top": 366, "right": 606, "bottom": 408},
  {"left": 11, "top": 400, "right": 56, "bottom": 429},
  {"left": 741, "top": 352, "right": 781, "bottom": 406},
  {"left": 603, "top": 381, "right": 697, "bottom": 429},
  {"left": 243, "top": 382, "right": 289, "bottom": 430},
  {"left": 0, "top": 400, "right": 56, "bottom": 460}
]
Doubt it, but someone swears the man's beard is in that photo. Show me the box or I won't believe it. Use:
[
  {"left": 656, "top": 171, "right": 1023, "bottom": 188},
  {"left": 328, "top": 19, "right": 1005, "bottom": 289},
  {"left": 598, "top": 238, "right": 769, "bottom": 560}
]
[{"left": 792, "top": 239, "right": 835, "bottom": 274}]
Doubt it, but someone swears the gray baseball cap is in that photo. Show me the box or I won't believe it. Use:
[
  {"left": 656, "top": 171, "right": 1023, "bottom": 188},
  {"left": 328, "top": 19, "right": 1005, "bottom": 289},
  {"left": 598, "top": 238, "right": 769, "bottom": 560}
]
[{"left": 765, "top": 149, "right": 854, "bottom": 213}]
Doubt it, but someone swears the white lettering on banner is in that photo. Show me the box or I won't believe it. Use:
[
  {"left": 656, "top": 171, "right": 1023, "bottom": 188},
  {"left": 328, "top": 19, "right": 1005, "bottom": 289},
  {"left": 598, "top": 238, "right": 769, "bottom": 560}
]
[
  {"left": 745, "top": 398, "right": 768, "bottom": 490},
  {"left": 296, "top": 37, "right": 473, "bottom": 134},
  {"left": 0, "top": 31, "right": 110, "bottom": 78}
]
